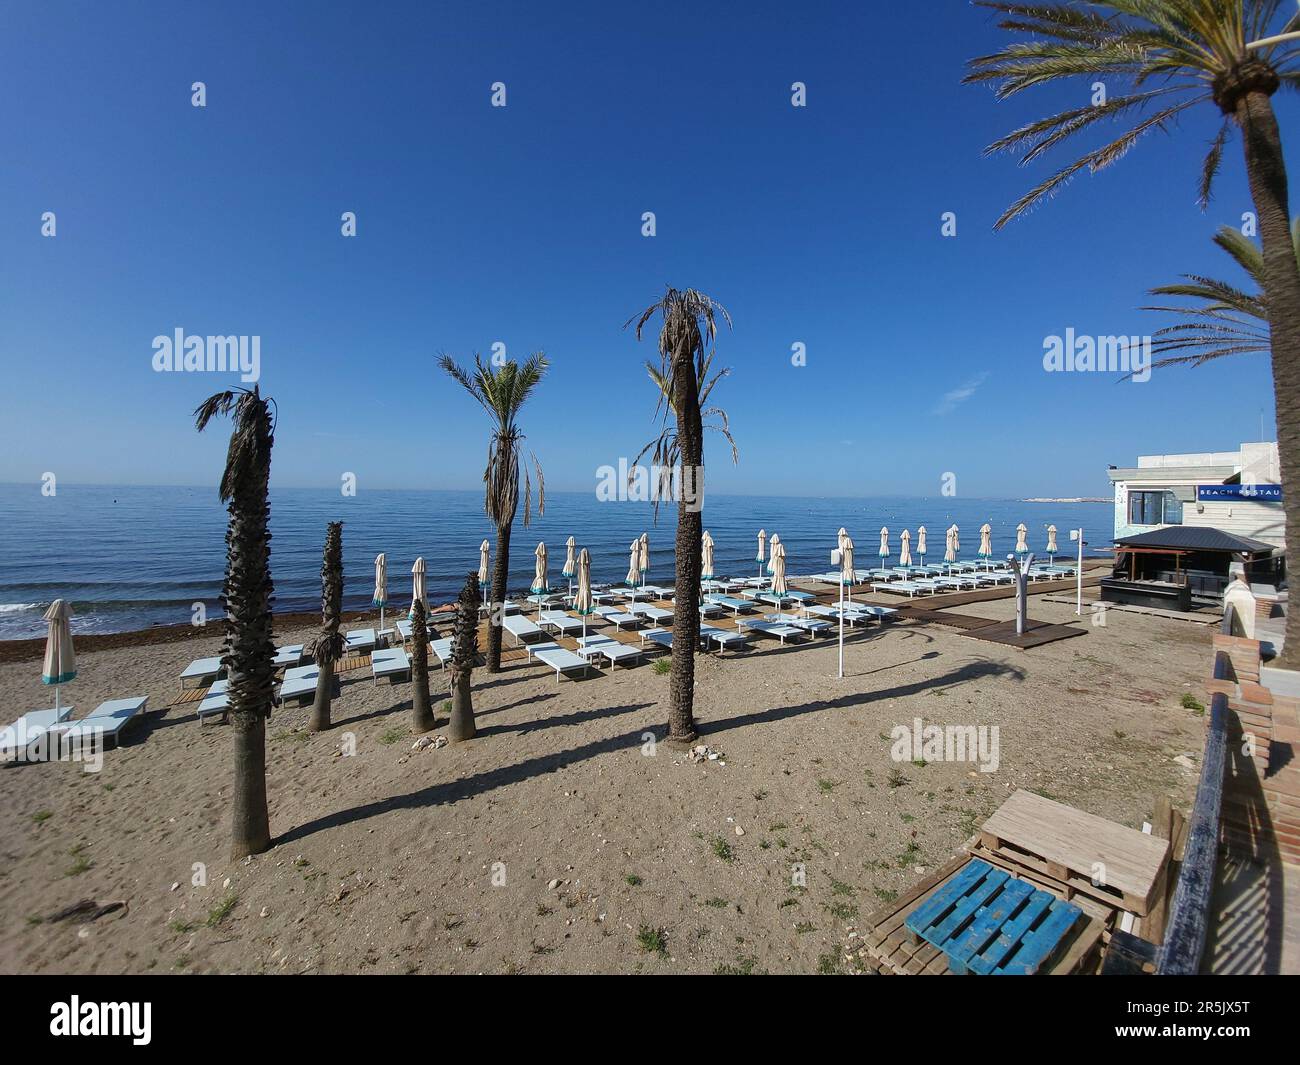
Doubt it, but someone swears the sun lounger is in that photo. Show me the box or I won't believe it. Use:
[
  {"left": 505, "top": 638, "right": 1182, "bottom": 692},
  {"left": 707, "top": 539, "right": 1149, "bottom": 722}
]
[
  {"left": 804, "top": 603, "right": 873, "bottom": 626},
  {"left": 197, "top": 678, "right": 230, "bottom": 722},
  {"left": 597, "top": 609, "right": 643, "bottom": 630},
  {"left": 371, "top": 647, "right": 410, "bottom": 685},
  {"left": 344, "top": 628, "right": 377, "bottom": 653},
  {"left": 55, "top": 697, "right": 148, "bottom": 749},
  {"left": 872, "top": 580, "right": 932, "bottom": 597},
  {"left": 698, "top": 600, "right": 726, "bottom": 619},
  {"left": 972, "top": 572, "right": 1012, "bottom": 586},
  {"left": 273, "top": 644, "right": 304, "bottom": 668},
  {"left": 704, "top": 594, "right": 756, "bottom": 616},
  {"left": 431, "top": 637, "right": 454, "bottom": 668},
  {"left": 699, "top": 624, "right": 750, "bottom": 653},
  {"left": 857, "top": 605, "right": 899, "bottom": 621},
  {"left": 766, "top": 613, "right": 832, "bottom": 636},
  {"left": 277, "top": 666, "right": 320, "bottom": 705},
  {"left": 639, "top": 584, "right": 674, "bottom": 599},
  {"left": 539, "top": 610, "right": 584, "bottom": 636},
  {"left": 479, "top": 599, "right": 521, "bottom": 616},
  {"left": 503, "top": 614, "right": 544, "bottom": 646},
  {"left": 180, "top": 655, "right": 224, "bottom": 689},
  {"left": 534, "top": 644, "right": 593, "bottom": 681},
  {"left": 576, "top": 635, "right": 643, "bottom": 669},
  {"left": 630, "top": 604, "right": 673, "bottom": 624},
  {"left": 866, "top": 568, "right": 897, "bottom": 581},
  {"left": 702, "top": 579, "right": 742, "bottom": 593},
  {"left": 1, "top": 705, "right": 76, "bottom": 760},
  {"left": 735, "top": 618, "right": 804, "bottom": 644},
  {"left": 641, "top": 628, "right": 673, "bottom": 650}
]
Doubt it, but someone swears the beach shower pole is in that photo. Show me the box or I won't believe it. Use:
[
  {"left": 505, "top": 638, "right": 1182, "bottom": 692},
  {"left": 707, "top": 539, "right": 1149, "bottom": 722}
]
[
  {"left": 832, "top": 547, "right": 844, "bottom": 679},
  {"left": 1071, "top": 528, "right": 1084, "bottom": 615}
]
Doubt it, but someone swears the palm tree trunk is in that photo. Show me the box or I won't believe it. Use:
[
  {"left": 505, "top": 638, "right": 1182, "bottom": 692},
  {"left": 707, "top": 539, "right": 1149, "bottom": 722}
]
[
  {"left": 449, "top": 672, "right": 475, "bottom": 741},
  {"left": 487, "top": 522, "right": 511, "bottom": 672},
  {"left": 309, "top": 660, "right": 334, "bottom": 732},
  {"left": 1238, "top": 90, "right": 1300, "bottom": 671},
  {"left": 230, "top": 691, "right": 270, "bottom": 859},
  {"left": 410, "top": 601, "right": 434, "bottom": 731},
  {"left": 668, "top": 358, "right": 704, "bottom": 744}
]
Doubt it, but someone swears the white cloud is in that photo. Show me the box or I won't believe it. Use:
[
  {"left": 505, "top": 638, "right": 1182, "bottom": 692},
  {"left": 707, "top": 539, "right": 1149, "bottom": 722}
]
[{"left": 932, "top": 372, "right": 989, "bottom": 416}]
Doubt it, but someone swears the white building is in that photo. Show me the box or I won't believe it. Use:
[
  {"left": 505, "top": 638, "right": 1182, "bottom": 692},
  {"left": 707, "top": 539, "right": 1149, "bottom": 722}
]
[{"left": 1107, "top": 441, "right": 1285, "bottom": 550}]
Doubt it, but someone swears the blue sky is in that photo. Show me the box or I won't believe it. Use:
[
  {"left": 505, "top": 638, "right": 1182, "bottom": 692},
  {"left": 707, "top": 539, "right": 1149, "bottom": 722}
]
[{"left": 0, "top": 0, "right": 1293, "bottom": 500}]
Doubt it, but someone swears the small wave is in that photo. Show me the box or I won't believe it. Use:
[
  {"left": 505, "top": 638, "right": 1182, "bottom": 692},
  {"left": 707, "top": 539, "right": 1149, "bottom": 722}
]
[{"left": 0, "top": 602, "right": 39, "bottom": 614}]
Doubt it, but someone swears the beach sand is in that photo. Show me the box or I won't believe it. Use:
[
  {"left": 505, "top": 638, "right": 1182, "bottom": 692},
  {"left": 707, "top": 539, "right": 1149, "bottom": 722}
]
[{"left": 0, "top": 592, "right": 1209, "bottom": 974}]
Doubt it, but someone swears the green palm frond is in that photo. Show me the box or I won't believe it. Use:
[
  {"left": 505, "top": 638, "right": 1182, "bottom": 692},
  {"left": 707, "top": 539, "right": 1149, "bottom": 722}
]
[{"left": 967, "top": 1, "right": 1300, "bottom": 226}]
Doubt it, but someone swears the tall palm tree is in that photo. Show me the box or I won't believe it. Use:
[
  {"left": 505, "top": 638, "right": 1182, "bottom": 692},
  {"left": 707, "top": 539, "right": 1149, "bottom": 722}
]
[
  {"left": 439, "top": 353, "right": 547, "bottom": 673},
  {"left": 448, "top": 572, "right": 480, "bottom": 742},
  {"left": 410, "top": 599, "right": 435, "bottom": 732},
  {"left": 309, "top": 521, "right": 344, "bottom": 732},
  {"left": 1142, "top": 217, "right": 1300, "bottom": 368},
  {"left": 967, "top": 1, "right": 1300, "bottom": 669},
  {"left": 628, "top": 287, "right": 732, "bottom": 744},
  {"left": 194, "top": 387, "right": 276, "bottom": 860}
]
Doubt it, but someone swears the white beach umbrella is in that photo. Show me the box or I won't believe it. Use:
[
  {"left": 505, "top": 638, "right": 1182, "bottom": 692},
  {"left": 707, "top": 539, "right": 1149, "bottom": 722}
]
[
  {"left": 770, "top": 538, "right": 788, "bottom": 605},
  {"left": 878, "top": 526, "right": 890, "bottom": 568},
  {"left": 1014, "top": 522, "right": 1029, "bottom": 556},
  {"left": 756, "top": 529, "right": 766, "bottom": 579},
  {"left": 531, "top": 542, "right": 549, "bottom": 618},
  {"left": 626, "top": 538, "right": 640, "bottom": 586},
  {"left": 372, "top": 553, "right": 388, "bottom": 631},
  {"left": 766, "top": 534, "right": 781, "bottom": 577},
  {"left": 944, "top": 525, "right": 958, "bottom": 565},
  {"left": 478, "top": 539, "right": 490, "bottom": 604},
  {"left": 979, "top": 523, "right": 993, "bottom": 569},
  {"left": 917, "top": 526, "right": 927, "bottom": 565},
  {"left": 840, "top": 533, "right": 855, "bottom": 606},
  {"left": 900, "top": 529, "right": 913, "bottom": 567},
  {"left": 639, "top": 532, "right": 649, "bottom": 590},
  {"left": 409, "top": 557, "right": 427, "bottom": 618},
  {"left": 574, "top": 548, "right": 593, "bottom": 642},
  {"left": 1046, "top": 524, "right": 1058, "bottom": 562},
  {"left": 951, "top": 524, "right": 960, "bottom": 557},
  {"left": 701, "top": 530, "right": 715, "bottom": 581},
  {"left": 41, "top": 599, "right": 76, "bottom": 711},
  {"left": 562, "top": 535, "right": 577, "bottom": 598}
]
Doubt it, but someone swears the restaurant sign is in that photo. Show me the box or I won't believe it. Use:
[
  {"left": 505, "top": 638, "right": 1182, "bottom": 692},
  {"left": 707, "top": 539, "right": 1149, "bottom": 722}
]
[{"left": 1196, "top": 484, "right": 1283, "bottom": 502}]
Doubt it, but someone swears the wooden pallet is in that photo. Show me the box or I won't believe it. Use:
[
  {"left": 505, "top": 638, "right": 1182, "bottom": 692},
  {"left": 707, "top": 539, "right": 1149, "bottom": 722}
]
[
  {"left": 861, "top": 854, "right": 1103, "bottom": 976},
  {"left": 904, "top": 858, "right": 1084, "bottom": 974},
  {"left": 978, "top": 790, "right": 1168, "bottom": 915}
]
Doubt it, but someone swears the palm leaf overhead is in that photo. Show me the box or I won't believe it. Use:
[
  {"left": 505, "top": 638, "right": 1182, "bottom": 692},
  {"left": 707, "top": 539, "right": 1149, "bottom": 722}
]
[{"left": 966, "top": 1, "right": 1300, "bottom": 224}]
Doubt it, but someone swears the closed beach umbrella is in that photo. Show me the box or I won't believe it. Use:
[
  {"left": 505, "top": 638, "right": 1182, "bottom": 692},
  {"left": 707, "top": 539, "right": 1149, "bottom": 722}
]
[
  {"left": 979, "top": 523, "right": 993, "bottom": 569},
  {"left": 917, "top": 526, "right": 927, "bottom": 565},
  {"left": 951, "top": 524, "right": 961, "bottom": 557},
  {"left": 1015, "top": 522, "right": 1029, "bottom": 556},
  {"left": 840, "top": 533, "right": 855, "bottom": 605},
  {"left": 878, "top": 527, "right": 890, "bottom": 568},
  {"left": 478, "top": 539, "right": 490, "bottom": 604},
  {"left": 409, "top": 557, "right": 427, "bottom": 618},
  {"left": 766, "top": 534, "right": 781, "bottom": 577},
  {"left": 626, "top": 539, "right": 640, "bottom": 586},
  {"left": 945, "top": 525, "right": 958, "bottom": 566},
  {"left": 1047, "top": 524, "right": 1058, "bottom": 562},
  {"left": 756, "top": 529, "right": 766, "bottom": 579},
  {"left": 574, "top": 547, "right": 593, "bottom": 641},
  {"left": 701, "top": 530, "right": 715, "bottom": 581},
  {"left": 42, "top": 599, "right": 77, "bottom": 711},
  {"left": 771, "top": 539, "right": 788, "bottom": 605},
  {"left": 372, "top": 553, "right": 388, "bottom": 631},
  {"left": 639, "top": 533, "right": 649, "bottom": 589},
  {"left": 562, "top": 535, "right": 576, "bottom": 598},
  {"left": 531, "top": 541, "right": 548, "bottom": 617},
  {"left": 900, "top": 529, "right": 912, "bottom": 567}
]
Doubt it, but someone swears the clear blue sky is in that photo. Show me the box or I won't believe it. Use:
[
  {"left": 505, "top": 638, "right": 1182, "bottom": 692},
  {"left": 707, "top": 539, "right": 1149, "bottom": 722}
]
[{"left": 1, "top": 0, "right": 1292, "bottom": 499}]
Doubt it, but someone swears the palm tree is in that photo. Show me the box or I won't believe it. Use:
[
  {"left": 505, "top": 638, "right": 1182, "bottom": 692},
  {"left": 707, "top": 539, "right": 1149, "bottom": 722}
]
[
  {"left": 309, "top": 521, "right": 344, "bottom": 732},
  {"left": 967, "top": 1, "right": 1300, "bottom": 670},
  {"left": 439, "top": 353, "right": 547, "bottom": 673},
  {"left": 627, "top": 287, "right": 733, "bottom": 744},
  {"left": 448, "top": 572, "right": 480, "bottom": 742},
  {"left": 194, "top": 387, "right": 275, "bottom": 860},
  {"left": 410, "top": 599, "right": 435, "bottom": 731},
  {"left": 1141, "top": 217, "right": 1300, "bottom": 368}
]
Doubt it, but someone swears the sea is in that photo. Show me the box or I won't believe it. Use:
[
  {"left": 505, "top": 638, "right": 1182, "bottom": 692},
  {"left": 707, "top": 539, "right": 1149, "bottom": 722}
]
[{"left": 0, "top": 484, "right": 1111, "bottom": 639}]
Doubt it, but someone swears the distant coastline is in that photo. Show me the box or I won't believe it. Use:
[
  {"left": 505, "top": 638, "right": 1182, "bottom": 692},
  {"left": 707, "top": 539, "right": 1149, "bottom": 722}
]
[{"left": 1022, "top": 497, "right": 1110, "bottom": 504}]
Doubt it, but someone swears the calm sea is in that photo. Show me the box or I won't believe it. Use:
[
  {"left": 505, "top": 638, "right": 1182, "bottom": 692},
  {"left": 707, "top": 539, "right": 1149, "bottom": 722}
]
[{"left": 0, "top": 484, "right": 1111, "bottom": 639}]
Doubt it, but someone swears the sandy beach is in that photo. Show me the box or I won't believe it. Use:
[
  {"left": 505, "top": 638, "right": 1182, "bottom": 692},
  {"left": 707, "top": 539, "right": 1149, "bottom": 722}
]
[{"left": 0, "top": 589, "right": 1210, "bottom": 975}]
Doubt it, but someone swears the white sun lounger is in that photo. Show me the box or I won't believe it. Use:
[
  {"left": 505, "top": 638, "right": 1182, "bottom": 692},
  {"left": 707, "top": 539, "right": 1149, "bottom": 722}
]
[
  {"left": 872, "top": 581, "right": 932, "bottom": 597},
  {"left": 55, "top": 697, "right": 148, "bottom": 749},
  {"left": 699, "top": 624, "right": 750, "bottom": 653},
  {"left": 804, "top": 603, "right": 873, "bottom": 626},
  {"left": 371, "top": 647, "right": 410, "bottom": 685},
  {"left": 972, "top": 573, "right": 1013, "bottom": 586},
  {"left": 197, "top": 678, "right": 230, "bottom": 722},
  {"left": 641, "top": 628, "right": 673, "bottom": 650},
  {"left": 630, "top": 604, "right": 673, "bottom": 624},
  {"left": 736, "top": 618, "right": 804, "bottom": 644},
  {"left": 596, "top": 608, "right": 643, "bottom": 630},
  {"left": 533, "top": 644, "right": 593, "bottom": 681},
  {"left": 503, "top": 614, "right": 544, "bottom": 646},
  {"left": 180, "top": 656, "right": 224, "bottom": 689},
  {"left": 273, "top": 644, "right": 305, "bottom": 668},
  {"left": 479, "top": 599, "right": 522, "bottom": 616},
  {"left": 766, "top": 613, "right": 833, "bottom": 636},
  {"left": 704, "top": 594, "right": 756, "bottom": 616},
  {"left": 345, "top": 628, "right": 377, "bottom": 653},
  {"left": 576, "top": 635, "right": 643, "bottom": 668},
  {"left": 277, "top": 666, "right": 320, "bottom": 705},
  {"left": 539, "top": 610, "right": 584, "bottom": 635},
  {"left": 1, "top": 705, "right": 76, "bottom": 760},
  {"left": 639, "top": 584, "right": 674, "bottom": 599},
  {"left": 430, "top": 637, "right": 454, "bottom": 669}
]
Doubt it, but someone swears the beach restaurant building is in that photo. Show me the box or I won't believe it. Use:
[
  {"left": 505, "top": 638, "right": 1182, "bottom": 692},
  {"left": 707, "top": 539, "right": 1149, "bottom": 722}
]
[{"left": 1104, "top": 442, "right": 1285, "bottom": 609}]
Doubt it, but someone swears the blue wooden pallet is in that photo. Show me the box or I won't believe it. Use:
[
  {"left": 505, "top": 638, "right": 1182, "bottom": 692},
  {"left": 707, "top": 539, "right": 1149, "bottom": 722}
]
[{"left": 904, "top": 858, "right": 1083, "bottom": 975}]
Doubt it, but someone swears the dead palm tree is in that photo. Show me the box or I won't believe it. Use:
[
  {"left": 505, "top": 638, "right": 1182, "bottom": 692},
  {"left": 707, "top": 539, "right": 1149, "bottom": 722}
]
[
  {"left": 309, "top": 521, "right": 344, "bottom": 732},
  {"left": 439, "top": 353, "right": 546, "bottom": 673},
  {"left": 448, "top": 572, "right": 480, "bottom": 742},
  {"left": 967, "top": 0, "right": 1300, "bottom": 669},
  {"left": 410, "top": 599, "right": 435, "bottom": 731},
  {"left": 194, "top": 387, "right": 276, "bottom": 860},
  {"left": 1141, "top": 216, "right": 1300, "bottom": 368},
  {"left": 627, "top": 287, "right": 732, "bottom": 744}
]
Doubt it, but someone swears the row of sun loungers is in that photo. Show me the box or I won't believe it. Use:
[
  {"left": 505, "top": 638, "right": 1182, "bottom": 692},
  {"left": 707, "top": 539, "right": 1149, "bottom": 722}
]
[{"left": 2, "top": 697, "right": 149, "bottom": 761}]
